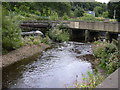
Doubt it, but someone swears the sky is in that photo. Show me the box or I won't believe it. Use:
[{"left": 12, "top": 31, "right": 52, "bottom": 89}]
[{"left": 95, "top": 0, "right": 110, "bottom": 3}]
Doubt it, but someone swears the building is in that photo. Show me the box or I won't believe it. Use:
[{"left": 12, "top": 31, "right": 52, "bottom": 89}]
[{"left": 87, "top": 11, "right": 95, "bottom": 16}]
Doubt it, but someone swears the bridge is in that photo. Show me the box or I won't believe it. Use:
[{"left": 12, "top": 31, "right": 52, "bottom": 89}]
[
  {"left": 69, "top": 21, "right": 120, "bottom": 33},
  {"left": 20, "top": 20, "right": 120, "bottom": 33},
  {"left": 20, "top": 20, "right": 120, "bottom": 42}
]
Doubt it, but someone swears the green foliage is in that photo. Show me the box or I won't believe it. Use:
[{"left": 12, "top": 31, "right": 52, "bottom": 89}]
[
  {"left": 72, "top": 2, "right": 107, "bottom": 11},
  {"left": 81, "top": 72, "right": 105, "bottom": 88},
  {"left": 2, "top": 8, "right": 23, "bottom": 51},
  {"left": 93, "top": 41, "right": 119, "bottom": 74},
  {"left": 22, "top": 36, "right": 41, "bottom": 45},
  {"left": 74, "top": 8, "right": 85, "bottom": 17},
  {"left": 41, "top": 36, "right": 51, "bottom": 45},
  {"left": 102, "top": 11, "right": 108, "bottom": 18},
  {"left": 3, "top": 2, "right": 108, "bottom": 20},
  {"left": 11, "top": 10, "right": 49, "bottom": 21},
  {"left": 47, "top": 25, "right": 70, "bottom": 42},
  {"left": 22, "top": 35, "right": 51, "bottom": 45},
  {"left": 2, "top": 6, "right": 50, "bottom": 53},
  {"left": 49, "top": 11, "right": 58, "bottom": 20},
  {"left": 108, "top": 2, "right": 120, "bottom": 21},
  {"left": 94, "top": 6, "right": 103, "bottom": 17},
  {"left": 2, "top": 2, "right": 110, "bottom": 23},
  {"left": 2, "top": 2, "right": 71, "bottom": 17},
  {"left": 69, "top": 10, "right": 74, "bottom": 17},
  {"left": 80, "top": 13, "right": 105, "bottom": 21},
  {"left": 63, "top": 13, "right": 69, "bottom": 20},
  {"left": 71, "top": 72, "right": 105, "bottom": 88},
  {"left": 80, "top": 13, "right": 97, "bottom": 21}
]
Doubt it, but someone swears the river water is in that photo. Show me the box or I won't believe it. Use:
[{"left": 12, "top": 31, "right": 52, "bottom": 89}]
[{"left": 3, "top": 41, "right": 95, "bottom": 88}]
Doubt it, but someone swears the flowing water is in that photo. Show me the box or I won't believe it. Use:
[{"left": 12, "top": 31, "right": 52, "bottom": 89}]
[{"left": 3, "top": 41, "right": 95, "bottom": 88}]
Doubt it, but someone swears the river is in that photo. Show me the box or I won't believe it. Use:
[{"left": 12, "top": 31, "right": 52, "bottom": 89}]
[{"left": 3, "top": 41, "right": 95, "bottom": 88}]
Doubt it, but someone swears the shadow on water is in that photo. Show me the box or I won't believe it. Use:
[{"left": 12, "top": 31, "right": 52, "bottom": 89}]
[{"left": 3, "top": 41, "right": 96, "bottom": 88}]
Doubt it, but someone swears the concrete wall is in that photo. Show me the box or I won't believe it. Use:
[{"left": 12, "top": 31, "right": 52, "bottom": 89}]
[
  {"left": 69, "top": 21, "right": 120, "bottom": 33},
  {"left": 97, "top": 68, "right": 119, "bottom": 88}
]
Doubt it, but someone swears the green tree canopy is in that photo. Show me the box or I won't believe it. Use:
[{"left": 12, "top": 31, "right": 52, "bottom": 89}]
[
  {"left": 108, "top": 1, "right": 120, "bottom": 21},
  {"left": 74, "top": 8, "right": 85, "bottom": 17},
  {"left": 94, "top": 6, "right": 103, "bottom": 17}
]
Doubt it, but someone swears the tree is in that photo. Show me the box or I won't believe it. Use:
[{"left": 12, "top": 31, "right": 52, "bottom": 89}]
[
  {"left": 94, "top": 6, "right": 103, "bottom": 17},
  {"left": 115, "top": 2, "right": 120, "bottom": 22},
  {"left": 102, "top": 11, "right": 108, "bottom": 18},
  {"left": 74, "top": 8, "right": 85, "bottom": 17},
  {"left": 49, "top": 11, "right": 58, "bottom": 20},
  {"left": 108, "top": 1, "right": 120, "bottom": 21},
  {"left": 3, "top": 2, "right": 72, "bottom": 17},
  {"left": 63, "top": 13, "right": 69, "bottom": 20},
  {"left": 2, "top": 7, "right": 22, "bottom": 51}
]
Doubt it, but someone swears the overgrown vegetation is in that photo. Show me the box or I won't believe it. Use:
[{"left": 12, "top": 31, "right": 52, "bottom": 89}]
[
  {"left": 80, "top": 13, "right": 98, "bottom": 21},
  {"left": 69, "top": 40, "right": 119, "bottom": 88},
  {"left": 93, "top": 40, "right": 120, "bottom": 74},
  {"left": 2, "top": 6, "right": 70, "bottom": 54},
  {"left": 2, "top": 7, "right": 23, "bottom": 52},
  {"left": 22, "top": 35, "right": 51, "bottom": 45},
  {"left": 47, "top": 24, "right": 70, "bottom": 42},
  {"left": 73, "top": 72, "right": 105, "bottom": 88},
  {"left": 2, "top": 7, "right": 50, "bottom": 54}
]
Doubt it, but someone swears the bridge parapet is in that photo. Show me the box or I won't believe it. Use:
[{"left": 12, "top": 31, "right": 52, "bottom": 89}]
[
  {"left": 20, "top": 20, "right": 70, "bottom": 29},
  {"left": 20, "top": 20, "right": 120, "bottom": 33},
  {"left": 69, "top": 21, "right": 120, "bottom": 33}
]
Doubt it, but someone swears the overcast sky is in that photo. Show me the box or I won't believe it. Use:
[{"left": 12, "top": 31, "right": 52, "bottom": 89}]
[{"left": 95, "top": 0, "right": 110, "bottom": 3}]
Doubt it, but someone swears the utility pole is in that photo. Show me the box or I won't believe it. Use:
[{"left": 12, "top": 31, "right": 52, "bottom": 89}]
[{"left": 113, "top": 9, "right": 116, "bottom": 19}]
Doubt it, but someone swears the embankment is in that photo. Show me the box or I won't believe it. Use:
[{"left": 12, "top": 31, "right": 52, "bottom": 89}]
[{"left": 2, "top": 44, "right": 50, "bottom": 68}]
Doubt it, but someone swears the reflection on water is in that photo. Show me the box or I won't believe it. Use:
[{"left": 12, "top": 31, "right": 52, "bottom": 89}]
[{"left": 3, "top": 41, "right": 94, "bottom": 88}]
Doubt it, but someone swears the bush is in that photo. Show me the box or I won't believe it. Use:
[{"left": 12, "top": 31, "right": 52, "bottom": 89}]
[
  {"left": 2, "top": 8, "right": 23, "bottom": 51},
  {"left": 70, "top": 72, "right": 105, "bottom": 88},
  {"left": 13, "top": 13, "right": 49, "bottom": 21},
  {"left": 2, "top": 7, "right": 50, "bottom": 54},
  {"left": 22, "top": 36, "right": 41, "bottom": 45},
  {"left": 47, "top": 26, "right": 70, "bottom": 42},
  {"left": 102, "top": 11, "right": 108, "bottom": 18},
  {"left": 22, "top": 35, "right": 51, "bottom": 45},
  {"left": 74, "top": 8, "right": 85, "bottom": 17},
  {"left": 49, "top": 11, "right": 58, "bottom": 20},
  {"left": 80, "top": 13, "right": 97, "bottom": 21},
  {"left": 92, "top": 41, "right": 119, "bottom": 74},
  {"left": 41, "top": 36, "right": 51, "bottom": 45},
  {"left": 62, "top": 13, "right": 69, "bottom": 20}
]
